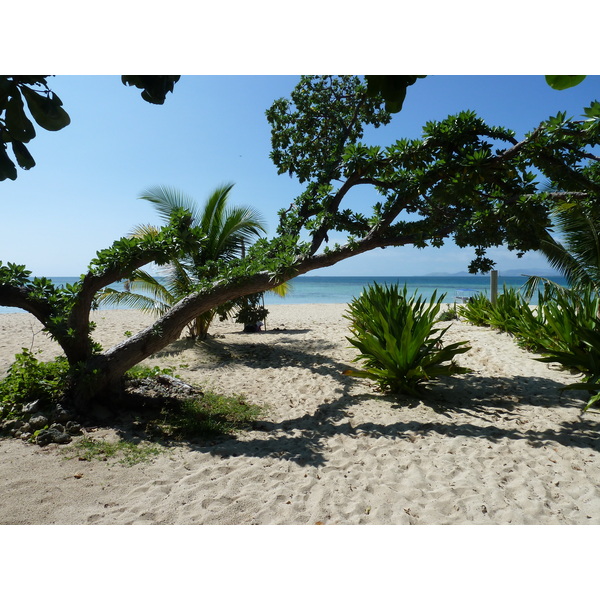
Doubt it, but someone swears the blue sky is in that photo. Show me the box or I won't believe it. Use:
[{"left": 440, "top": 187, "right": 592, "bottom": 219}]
[{"left": 1, "top": 75, "right": 599, "bottom": 277}]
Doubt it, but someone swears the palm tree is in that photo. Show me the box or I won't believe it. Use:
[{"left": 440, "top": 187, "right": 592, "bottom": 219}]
[
  {"left": 98, "top": 183, "right": 270, "bottom": 339},
  {"left": 522, "top": 198, "right": 600, "bottom": 299}
]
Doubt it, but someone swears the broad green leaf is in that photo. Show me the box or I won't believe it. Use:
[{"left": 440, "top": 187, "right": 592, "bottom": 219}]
[
  {"left": 545, "top": 75, "right": 586, "bottom": 90},
  {"left": 11, "top": 140, "right": 35, "bottom": 170},
  {"left": 341, "top": 368, "right": 377, "bottom": 381},
  {"left": 5, "top": 91, "right": 36, "bottom": 142},
  {"left": 0, "top": 145, "right": 18, "bottom": 181},
  {"left": 365, "top": 75, "right": 425, "bottom": 113},
  {"left": 21, "top": 87, "right": 71, "bottom": 131},
  {"left": 583, "top": 100, "right": 600, "bottom": 119},
  {"left": 121, "top": 76, "right": 181, "bottom": 105}
]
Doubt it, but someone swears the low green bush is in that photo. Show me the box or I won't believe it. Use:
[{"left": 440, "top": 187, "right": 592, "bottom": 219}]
[
  {"left": 458, "top": 287, "right": 545, "bottom": 350},
  {"left": 532, "top": 286, "right": 600, "bottom": 410},
  {"left": 438, "top": 306, "right": 459, "bottom": 321},
  {"left": 343, "top": 283, "right": 471, "bottom": 396},
  {"left": 461, "top": 284, "right": 600, "bottom": 411},
  {"left": 0, "top": 350, "right": 70, "bottom": 418},
  {"left": 457, "top": 293, "right": 493, "bottom": 327}
]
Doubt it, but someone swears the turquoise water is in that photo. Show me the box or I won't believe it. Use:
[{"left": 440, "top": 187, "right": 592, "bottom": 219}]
[
  {"left": 0, "top": 274, "right": 567, "bottom": 314},
  {"left": 270, "top": 275, "right": 565, "bottom": 305}
]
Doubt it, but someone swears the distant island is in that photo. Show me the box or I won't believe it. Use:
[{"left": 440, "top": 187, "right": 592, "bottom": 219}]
[{"left": 425, "top": 269, "right": 562, "bottom": 277}]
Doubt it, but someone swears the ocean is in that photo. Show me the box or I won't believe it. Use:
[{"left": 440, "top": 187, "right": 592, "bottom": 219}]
[{"left": 0, "top": 274, "right": 567, "bottom": 314}]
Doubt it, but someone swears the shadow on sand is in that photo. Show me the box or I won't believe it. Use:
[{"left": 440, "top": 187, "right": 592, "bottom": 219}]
[{"left": 107, "top": 330, "right": 600, "bottom": 468}]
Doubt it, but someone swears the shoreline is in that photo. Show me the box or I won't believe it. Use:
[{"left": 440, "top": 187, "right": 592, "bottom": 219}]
[{"left": 2, "top": 304, "right": 600, "bottom": 524}]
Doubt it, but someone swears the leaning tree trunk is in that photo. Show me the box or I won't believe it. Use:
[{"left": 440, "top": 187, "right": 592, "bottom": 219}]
[{"left": 66, "top": 236, "right": 412, "bottom": 412}]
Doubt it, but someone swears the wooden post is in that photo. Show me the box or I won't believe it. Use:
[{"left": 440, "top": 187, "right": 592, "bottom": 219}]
[{"left": 490, "top": 270, "right": 498, "bottom": 305}]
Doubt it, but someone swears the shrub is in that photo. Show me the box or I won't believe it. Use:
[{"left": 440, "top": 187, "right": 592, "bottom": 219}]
[
  {"left": 0, "top": 350, "right": 70, "bottom": 418},
  {"left": 457, "top": 293, "right": 493, "bottom": 327},
  {"left": 532, "top": 286, "right": 600, "bottom": 410},
  {"left": 343, "top": 283, "right": 471, "bottom": 396},
  {"left": 460, "top": 283, "right": 600, "bottom": 411},
  {"left": 232, "top": 293, "right": 269, "bottom": 328},
  {"left": 438, "top": 306, "right": 459, "bottom": 321},
  {"left": 486, "top": 287, "right": 528, "bottom": 333},
  {"left": 458, "top": 287, "right": 545, "bottom": 350}
]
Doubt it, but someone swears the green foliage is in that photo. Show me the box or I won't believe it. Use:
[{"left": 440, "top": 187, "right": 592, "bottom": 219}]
[
  {"left": 232, "top": 293, "right": 269, "bottom": 326},
  {"left": 459, "top": 287, "right": 548, "bottom": 350},
  {"left": 343, "top": 283, "right": 471, "bottom": 396},
  {"left": 1, "top": 75, "right": 180, "bottom": 181},
  {"left": 364, "top": 75, "right": 425, "bottom": 113},
  {"left": 266, "top": 75, "right": 392, "bottom": 185},
  {"left": 267, "top": 76, "right": 599, "bottom": 272},
  {"left": 98, "top": 184, "right": 270, "bottom": 339},
  {"left": 584, "top": 101, "right": 600, "bottom": 120},
  {"left": 89, "top": 209, "right": 201, "bottom": 276},
  {"left": 121, "top": 76, "right": 180, "bottom": 105},
  {"left": 461, "top": 284, "right": 600, "bottom": 411},
  {"left": 523, "top": 199, "right": 600, "bottom": 297},
  {"left": 0, "top": 76, "right": 70, "bottom": 181},
  {"left": 0, "top": 261, "right": 33, "bottom": 285},
  {"left": 545, "top": 76, "right": 587, "bottom": 90},
  {"left": 0, "top": 350, "right": 70, "bottom": 417},
  {"left": 530, "top": 286, "right": 600, "bottom": 410},
  {"left": 456, "top": 293, "right": 494, "bottom": 327},
  {"left": 125, "top": 365, "right": 175, "bottom": 379},
  {"left": 487, "top": 287, "right": 534, "bottom": 334},
  {"left": 438, "top": 306, "right": 459, "bottom": 321}
]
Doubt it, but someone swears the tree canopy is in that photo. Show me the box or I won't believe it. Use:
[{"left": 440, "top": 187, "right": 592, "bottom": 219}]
[{"left": 266, "top": 76, "right": 599, "bottom": 274}]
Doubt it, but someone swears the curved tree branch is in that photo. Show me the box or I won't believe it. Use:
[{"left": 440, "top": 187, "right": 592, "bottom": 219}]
[{"left": 0, "top": 283, "right": 53, "bottom": 324}]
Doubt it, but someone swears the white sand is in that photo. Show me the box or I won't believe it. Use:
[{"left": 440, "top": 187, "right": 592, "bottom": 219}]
[{"left": 1, "top": 304, "right": 600, "bottom": 525}]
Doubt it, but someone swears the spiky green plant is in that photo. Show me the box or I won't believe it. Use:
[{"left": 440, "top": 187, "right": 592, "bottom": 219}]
[
  {"left": 343, "top": 283, "right": 471, "bottom": 396},
  {"left": 462, "top": 283, "right": 600, "bottom": 411},
  {"left": 531, "top": 285, "right": 600, "bottom": 410},
  {"left": 456, "top": 292, "right": 493, "bottom": 327}
]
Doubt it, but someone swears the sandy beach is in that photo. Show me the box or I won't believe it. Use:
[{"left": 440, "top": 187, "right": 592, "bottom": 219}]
[{"left": 1, "top": 303, "right": 600, "bottom": 525}]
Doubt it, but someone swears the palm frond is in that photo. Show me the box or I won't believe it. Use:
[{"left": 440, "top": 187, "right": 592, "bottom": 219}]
[
  {"left": 96, "top": 288, "right": 172, "bottom": 316},
  {"left": 163, "top": 259, "right": 197, "bottom": 300},
  {"left": 121, "top": 183, "right": 268, "bottom": 338},
  {"left": 97, "top": 269, "right": 177, "bottom": 316},
  {"left": 269, "top": 281, "right": 291, "bottom": 297},
  {"left": 537, "top": 200, "right": 600, "bottom": 293},
  {"left": 129, "top": 223, "right": 161, "bottom": 239},
  {"left": 139, "top": 185, "right": 200, "bottom": 224},
  {"left": 199, "top": 183, "right": 236, "bottom": 234},
  {"left": 220, "top": 206, "right": 267, "bottom": 253},
  {"left": 520, "top": 275, "right": 565, "bottom": 302}
]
